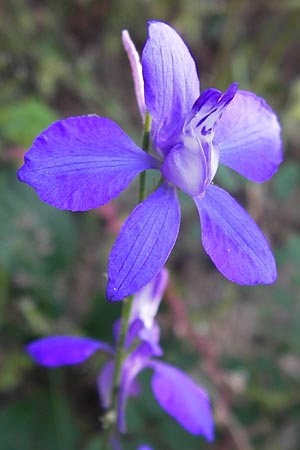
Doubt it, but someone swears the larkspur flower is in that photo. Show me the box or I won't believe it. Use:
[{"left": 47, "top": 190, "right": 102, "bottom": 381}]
[
  {"left": 18, "top": 21, "right": 282, "bottom": 301},
  {"left": 26, "top": 270, "right": 214, "bottom": 441}
]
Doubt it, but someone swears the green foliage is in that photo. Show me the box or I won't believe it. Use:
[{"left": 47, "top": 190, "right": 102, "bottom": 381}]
[
  {"left": 0, "top": 388, "right": 79, "bottom": 450},
  {"left": 0, "top": 169, "right": 77, "bottom": 271},
  {"left": 0, "top": 98, "right": 57, "bottom": 148},
  {"left": 273, "top": 163, "right": 299, "bottom": 200}
]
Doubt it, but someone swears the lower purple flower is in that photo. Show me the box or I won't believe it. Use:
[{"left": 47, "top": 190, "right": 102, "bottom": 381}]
[
  {"left": 18, "top": 21, "right": 282, "bottom": 301},
  {"left": 26, "top": 270, "right": 214, "bottom": 441}
]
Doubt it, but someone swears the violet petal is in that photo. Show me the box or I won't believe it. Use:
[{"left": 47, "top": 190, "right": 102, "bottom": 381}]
[
  {"left": 18, "top": 116, "right": 159, "bottom": 211},
  {"left": 194, "top": 184, "right": 277, "bottom": 284},
  {"left": 142, "top": 21, "right": 200, "bottom": 156},
  {"left": 150, "top": 361, "right": 214, "bottom": 440},
  {"left": 97, "top": 360, "right": 114, "bottom": 409},
  {"left": 161, "top": 141, "right": 208, "bottom": 196},
  {"left": 107, "top": 183, "right": 180, "bottom": 302},
  {"left": 185, "top": 84, "right": 238, "bottom": 136},
  {"left": 26, "top": 336, "right": 113, "bottom": 368},
  {"left": 215, "top": 90, "right": 282, "bottom": 182},
  {"left": 182, "top": 84, "right": 238, "bottom": 188},
  {"left": 118, "top": 343, "right": 153, "bottom": 432}
]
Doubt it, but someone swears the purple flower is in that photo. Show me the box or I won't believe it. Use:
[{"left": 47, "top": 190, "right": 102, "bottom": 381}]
[
  {"left": 18, "top": 21, "right": 282, "bottom": 301},
  {"left": 26, "top": 270, "right": 214, "bottom": 441}
]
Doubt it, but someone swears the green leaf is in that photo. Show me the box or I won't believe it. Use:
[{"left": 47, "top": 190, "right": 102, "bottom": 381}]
[
  {"left": 273, "top": 162, "right": 298, "bottom": 200},
  {"left": 83, "top": 436, "right": 102, "bottom": 450},
  {"left": 0, "top": 168, "right": 78, "bottom": 273},
  {"left": 0, "top": 389, "right": 79, "bottom": 450},
  {"left": 0, "top": 98, "right": 57, "bottom": 148}
]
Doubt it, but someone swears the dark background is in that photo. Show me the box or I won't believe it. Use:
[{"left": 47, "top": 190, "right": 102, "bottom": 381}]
[{"left": 1, "top": 0, "right": 300, "bottom": 449}]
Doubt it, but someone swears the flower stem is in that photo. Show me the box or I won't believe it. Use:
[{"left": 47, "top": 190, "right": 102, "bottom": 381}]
[
  {"left": 111, "top": 295, "right": 133, "bottom": 411},
  {"left": 102, "top": 111, "right": 151, "bottom": 450},
  {"left": 101, "top": 297, "right": 133, "bottom": 450},
  {"left": 139, "top": 110, "right": 152, "bottom": 202}
]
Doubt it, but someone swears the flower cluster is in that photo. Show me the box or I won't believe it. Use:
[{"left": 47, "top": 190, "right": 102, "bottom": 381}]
[
  {"left": 18, "top": 21, "right": 282, "bottom": 302},
  {"left": 27, "top": 269, "right": 214, "bottom": 441}
]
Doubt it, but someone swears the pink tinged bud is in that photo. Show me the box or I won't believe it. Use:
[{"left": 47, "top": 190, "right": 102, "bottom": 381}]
[{"left": 122, "top": 30, "right": 146, "bottom": 120}]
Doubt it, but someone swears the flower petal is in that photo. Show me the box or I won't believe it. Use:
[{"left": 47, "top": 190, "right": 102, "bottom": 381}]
[
  {"left": 161, "top": 140, "right": 208, "bottom": 197},
  {"left": 182, "top": 83, "right": 238, "bottom": 189},
  {"left": 97, "top": 360, "right": 114, "bottom": 409},
  {"left": 150, "top": 361, "right": 214, "bottom": 440},
  {"left": 129, "top": 268, "right": 169, "bottom": 329},
  {"left": 163, "top": 85, "right": 237, "bottom": 197},
  {"left": 107, "top": 183, "right": 180, "bottom": 302},
  {"left": 185, "top": 83, "right": 238, "bottom": 136},
  {"left": 194, "top": 185, "right": 277, "bottom": 284},
  {"left": 126, "top": 318, "right": 163, "bottom": 357},
  {"left": 124, "top": 267, "right": 168, "bottom": 349},
  {"left": 26, "top": 336, "right": 113, "bottom": 368},
  {"left": 142, "top": 21, "right": 200, "bottom": 156},
  {"left": 118, "top": 343, "right": 153, "bottom": 432},
  {"left": 215, "top": 91, "right": 282, "bottom": 182},
  {"left": 18, "top": 116, "right": 159, "bottom": 211}
]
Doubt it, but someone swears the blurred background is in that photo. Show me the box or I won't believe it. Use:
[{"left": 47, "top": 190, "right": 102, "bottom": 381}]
[{"left": 1, "top": 0, "right": 300, "bottom": 449}]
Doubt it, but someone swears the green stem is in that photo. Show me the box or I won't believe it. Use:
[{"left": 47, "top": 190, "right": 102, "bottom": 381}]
[
  {"left": 111, "top": 296, "right": 133, "bottom": 410},
  {"left": 101, "top": 298, "right": 133, "bottom": 450},
  {"left": 139, "top": 111, "right": 152, "bottom": 202},
  {"left": 102, "top": 111, "right": 151, "bottom": 449}
]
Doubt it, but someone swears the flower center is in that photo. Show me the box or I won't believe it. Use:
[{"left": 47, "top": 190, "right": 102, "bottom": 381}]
[
  {"left": 160, "top": 84, "right": 238, "bottom": 197},
  {"left": 161, "top": 124, "right": 219, "bottom": 198}
]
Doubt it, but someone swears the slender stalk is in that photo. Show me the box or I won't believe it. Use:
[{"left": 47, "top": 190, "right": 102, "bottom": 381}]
[
  {"left": 101, "top": 299, "right": 132, "bottom": 450},
  {"left": 111, "top": 295, "right": 133, "bottom": 411},
  {"left": 139, "top": 111, "right": 152, "bottom": 202},
  {"left": 102, "top": 111, "right": 151, "bottom": 449}
]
